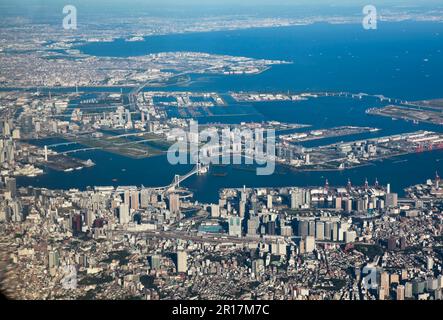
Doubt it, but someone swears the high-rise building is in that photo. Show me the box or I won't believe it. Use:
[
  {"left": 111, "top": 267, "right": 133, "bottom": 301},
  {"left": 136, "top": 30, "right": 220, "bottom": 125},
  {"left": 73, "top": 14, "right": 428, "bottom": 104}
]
[
  {"left": 124, "top": 190, "right": 130, "bottom": 206},
  {"left": 331, "top": 222, "right": 339, "bottom": 241},
  {"left": 390, "top": 274, "right": 400, "bottom": 284},
  {"left": 280, "top": 225, "right": 293, "bottom": 237},
  {"left": 291, "top": 188, "right": 310, "bottom": 209},
  {"left": 140, "top": 189, "right": 150, "bottom": 208},
  {"left": 211, "top": 204, "right": 220, "bottom": 218},
  {"left": 297, "top": 219, "right": 309, "bottom": 237},
  {"left": 324, "top": 221, "right": 332, "bottom": 241},
  {"left": 304, "top": 235, "right": 315, "bottom": 253},
  {"left": 378, "top": 286, "right": 387, "bottom": 300},
  {"left": 344, "top": 198, "right": 352, "bottom": 213},
  {"left": 247, "top": 216, "right": 259, "bottom": 236},
  {"left": 386, "top": 193, "right": 398, "bottom": 208},
  {"left": 218, "top": 198, "right": 226, "bottom": 209},
  {"left": 168, "top": 193, "right": 180, "bottom": 215},
  {"left": 271, "top": 242, "right": 287, "bottom": 256},
  {"left": 357, "top": 198, "right": 366, "bottom": 212},
  {"left": 126, "top": 109, "right": 132, "bottom": 127},
  {"left": 427, "top": 277, "right": 438, "bottom": 291},
  {"left": 308, "top": 220, "right": 316, "bottom": 237},
  {"left": 396, "top": 285, "right": 405, "bottom": 300},
  {"left": 267, "top": 194, "right": 273, "bottom": 209},
  {"left": 267, "top": 221, "right": 276, "bottom": 235},
  {"left": 290, "top": 191, "right": 299, "bottom": 209},
  {"left": 335, "top": 197, "right": 342, "bottom": 210},
  {"left": 48, "top": 250, "right": 60, "bottom": 269},
  {"left": 119, "top": 203, "right": 130, "bottom": 224},
  {"left": 377, "top": 198, "right": 385, "bottom": 210},
  {"left": 5, "top": 177, "right": 16, "bottom": 198},
  {"left": 239, "top": 200, "right": 246, "bottom": 218},
  {"left": 148, "top": 254, "right": 161, "bottom": 270},
  {"left": 150, "top": 193, "right": 158, "bottom": 204},
  {"left": 401, "top": 269, "right": 408, "bottom": 281},
  {"left": 72, "top": 214, "right": 82, "bottom": 235},
  {"left": 130, "top": 190, "right": 140, "bottom": 210},
  {"left": 315, "top": 221, "right": 324, "bottom": 240},
  {"left": 344, "top": 230, "right": 357, "bottom": 243},
  {"left": 86, "top": 210, "right": 95, "bottom": 227},
  {"left": 228, "top": 216, "right": 242, "bottom": 237},
  {"left": 241, "top": 189, "right": 247, "bottom": 202},
  {"left": 380, "top": 271, "right": 390, "bottom": 291},
  {"left": 405, "top": 282, "right": 413, "bottom": 298},
  {"left": 412, "top": 279, "right": 426, "bottom": 295},
  {"left": 176, "top": 251, "right": 187, "bottom": 273},
  {"left": 303, "top": 189, "right": 311, "bottom": 207},
  {"left": 10, "top": 201, "right": 22, "bottom": 222}
]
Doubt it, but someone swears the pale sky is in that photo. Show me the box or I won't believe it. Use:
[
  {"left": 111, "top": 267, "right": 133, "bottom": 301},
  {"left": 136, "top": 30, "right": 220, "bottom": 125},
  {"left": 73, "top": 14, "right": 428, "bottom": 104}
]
[{"left": 2, "top": 0, "right": 441, "bottom": 6}]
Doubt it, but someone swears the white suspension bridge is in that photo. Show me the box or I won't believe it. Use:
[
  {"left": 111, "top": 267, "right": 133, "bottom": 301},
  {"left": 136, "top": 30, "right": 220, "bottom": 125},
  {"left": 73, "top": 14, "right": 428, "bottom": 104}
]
[{"left": 116, "top": 162, "right": 208, "bottom": 196}]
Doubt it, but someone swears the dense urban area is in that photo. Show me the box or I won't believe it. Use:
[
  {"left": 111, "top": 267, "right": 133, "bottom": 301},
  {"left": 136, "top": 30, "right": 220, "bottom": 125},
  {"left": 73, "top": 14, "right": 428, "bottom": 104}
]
[
  {"left": 1, "top": 100, "right": 443, "bottom": 299},
  {"left": 2, "top": 2, "right": 443, "bottom": 301}
]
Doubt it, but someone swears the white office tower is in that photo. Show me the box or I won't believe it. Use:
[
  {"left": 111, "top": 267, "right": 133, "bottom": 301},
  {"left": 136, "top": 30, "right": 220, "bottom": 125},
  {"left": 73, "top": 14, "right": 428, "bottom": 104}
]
[
  {"left": 211, "top": 204, "right": 220, "bottom": 218},
  {"left": 177, "top": 251, "right": 187, "bottom": 273},
  {"left": 304, "top": 235, "right": 315, "bottom": 253},
  {"left": 119, "top": 203, "right": 130, "bottom": 224},
  {"left": 239, "top": 200, "right": 246, "bottom": 218},
  {"left": 315, "top": 221, "right": 325, "bottom": 240},
  {"left": 267, "top": 194, "right": 273, "bottom": 209}
]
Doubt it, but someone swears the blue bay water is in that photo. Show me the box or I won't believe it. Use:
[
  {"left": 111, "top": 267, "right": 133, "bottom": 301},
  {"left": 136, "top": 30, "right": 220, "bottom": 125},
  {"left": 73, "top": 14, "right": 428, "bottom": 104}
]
[
  {"left": 17, "top": 22, "right": 443, "bottom": 203},
  {"left": 80, "top": 22, "right": 443, "bottom": 100}
]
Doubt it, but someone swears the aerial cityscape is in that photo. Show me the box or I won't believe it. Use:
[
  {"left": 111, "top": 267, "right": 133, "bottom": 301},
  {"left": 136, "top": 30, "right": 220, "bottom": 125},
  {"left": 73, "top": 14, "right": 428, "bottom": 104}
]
[{"left": 1, "top": 0, "right": 443, "bottom": 303}]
